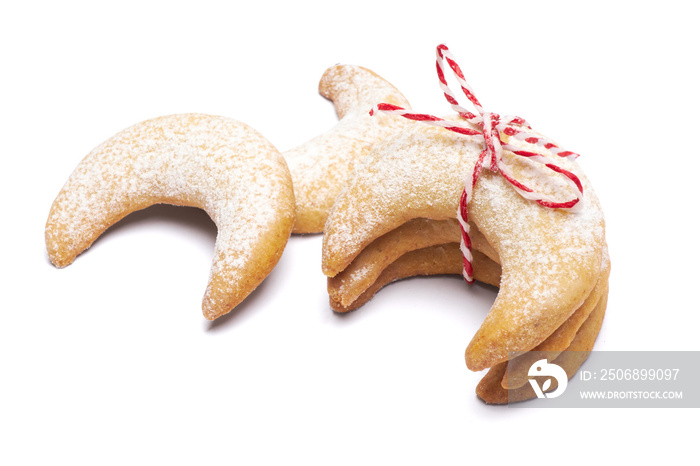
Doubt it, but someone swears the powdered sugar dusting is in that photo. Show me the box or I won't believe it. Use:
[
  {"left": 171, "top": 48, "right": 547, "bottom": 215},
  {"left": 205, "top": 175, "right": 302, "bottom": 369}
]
[
  {"left": 283, "top": 65, "right": 412, "bottom": 233},
  {"left": 324, "top": 118, "right": 604, "bottom": 280},
  {"left": 46, "top": 113, "right": 295, "bottom": 319},
  {"left": 323, "top": 123, "right": 480, "bottom": 273}
]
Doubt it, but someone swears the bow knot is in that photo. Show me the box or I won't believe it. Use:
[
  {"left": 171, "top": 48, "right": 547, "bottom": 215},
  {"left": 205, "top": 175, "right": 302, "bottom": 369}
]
[
  {"left": 479, "top": 112, "right": 502, "bottom": 171},
  {"left": 370, "top": 44, "right": 584, "bottom": 283}
]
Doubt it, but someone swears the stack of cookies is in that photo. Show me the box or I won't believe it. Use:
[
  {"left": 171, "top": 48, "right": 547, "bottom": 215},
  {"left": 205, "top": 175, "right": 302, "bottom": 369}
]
[
  {"left": 303, "top": 62, "right": 611, "bottom": 404},
  {"left": 46, "top": 52, "right": 609, "bottom": 404}
]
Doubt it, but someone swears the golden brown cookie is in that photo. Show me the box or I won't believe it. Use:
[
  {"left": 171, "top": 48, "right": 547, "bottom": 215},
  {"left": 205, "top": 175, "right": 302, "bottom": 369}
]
[
  {"left": 322, "top": 122, "right": 606, "bottom": 371},
  {"left": 330, "top": 238, "right": 608, "bottom": 403},
  {"left": 331, "top": 243, "right": 501, "bottom": 313},
  {"left": 327, "top": 218, "right": 497, "bottom": 310},
  {"left": 476, "top": 284, "right": 608, "bottom": 404},
  {"left": 46, "top": 113, "right": 295, "bottom": 320},
  {"left": 332, "top": 240, "right": 608, "bottom": 374},
  {"left": 501, "top": 246, "right": 611, "bottom": 389},
  {"left": 284, "top": 65, "right": 412, "bottom": 233}
]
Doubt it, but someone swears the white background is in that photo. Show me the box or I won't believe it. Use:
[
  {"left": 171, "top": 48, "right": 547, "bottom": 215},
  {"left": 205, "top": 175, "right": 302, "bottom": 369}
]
[{"left": 2, "top": 1, "right": 698, "bottom": 464}]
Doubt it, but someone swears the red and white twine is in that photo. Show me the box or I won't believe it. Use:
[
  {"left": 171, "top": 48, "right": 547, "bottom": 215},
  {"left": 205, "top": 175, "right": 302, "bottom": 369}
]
[{"left": 370, "top": 44, "right": 584, "bottom": 283}]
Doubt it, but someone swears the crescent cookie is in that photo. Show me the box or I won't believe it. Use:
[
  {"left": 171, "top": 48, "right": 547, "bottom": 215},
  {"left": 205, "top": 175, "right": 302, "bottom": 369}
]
[
  {"left": 329, "top": 235, "right": 608, "bottom": 401},
  {"left": 331, "top": 235, "right": 608, "bottom": 368},
  {"left": 327, "top": 218, "right": 497, "bottom": 310},
  {"left": 327, "top": 213, "right": 609, "bottom": 389},
  {"left": 331, "top": 243, "right": 501, "bottom": 313},
  {"left": 46, "top": 113, "right": 295, "bottom": 321},
  {"left": 322, "top": 122, "right": 606, "bottom": 371},
  {"left": 501, "top": 246, "right": 610, "bottom": 389},
  {"left": 476, "top": 284, "right": 608, "bottom": 404},
  {"left": 283, "top": 65, "right": 412, "bottom": 233}
]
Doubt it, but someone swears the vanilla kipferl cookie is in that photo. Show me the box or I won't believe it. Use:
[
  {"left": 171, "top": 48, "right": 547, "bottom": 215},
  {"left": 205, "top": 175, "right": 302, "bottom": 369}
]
[
  {"left": 501, "top": 247, "right": 610, "bottom": 389},
  {"left": 331, "top": 243, "right": 501, "bottom": 313},
  {"left": 331, "top": 236, "right": 608, "bottom": 402},
  {"left": 326, "top": 212, "right": 609, "bottom": 396},
  {"left": 46, "top": 113, "right": 295, "bottom": 320},
  {"left": 284, "top": 65, "right": 412, "bottom": 233},
  {"left": 322, "top": 122, "right": 606, "bottom": 371},
  {"left": 327, "top": 218, "right": 497, "bottom": 310},
  {"left": 477, "top": 285, "right": 608, "bottom": 404}
]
